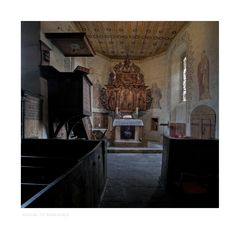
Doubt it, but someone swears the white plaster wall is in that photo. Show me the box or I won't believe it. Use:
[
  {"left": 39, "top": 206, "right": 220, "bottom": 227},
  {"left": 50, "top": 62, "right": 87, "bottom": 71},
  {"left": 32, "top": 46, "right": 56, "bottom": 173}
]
[
  {"left": 140, "top": 54, "right": 168, "bottom": 142},
  {"left": 72, "top": 53, "right": 111, "bottom": 86},
  {"left": 168, "top": 41, "right": 188, "bottom": 125},
  {"left": 167, "top": 22, "right": 219, "bottom": 138},
  {"left": 40, "top": 31, "right": 70, "bottom": 72},
  {"left": 71, "top": 53, "right": 111, "bottom": 112}
]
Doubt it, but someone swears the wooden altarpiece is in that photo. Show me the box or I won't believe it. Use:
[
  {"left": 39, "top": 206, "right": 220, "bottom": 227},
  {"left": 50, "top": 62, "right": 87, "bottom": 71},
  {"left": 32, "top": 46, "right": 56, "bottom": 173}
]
[{"left": 100, "top": 58, "right": 152, "bottom": 113}]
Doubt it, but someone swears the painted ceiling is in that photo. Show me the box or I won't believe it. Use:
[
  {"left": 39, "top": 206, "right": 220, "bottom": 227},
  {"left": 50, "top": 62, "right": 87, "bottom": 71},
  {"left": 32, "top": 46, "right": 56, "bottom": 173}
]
[{"left": 41, "top": 21, "right": 187, "bottom": 60}]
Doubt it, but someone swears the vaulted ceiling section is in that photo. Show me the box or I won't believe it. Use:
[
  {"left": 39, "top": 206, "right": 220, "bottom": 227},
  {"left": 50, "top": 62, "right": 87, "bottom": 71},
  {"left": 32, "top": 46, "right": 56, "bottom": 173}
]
[{"left": 41, "top": 21, "right": 188, "bottom": 60}]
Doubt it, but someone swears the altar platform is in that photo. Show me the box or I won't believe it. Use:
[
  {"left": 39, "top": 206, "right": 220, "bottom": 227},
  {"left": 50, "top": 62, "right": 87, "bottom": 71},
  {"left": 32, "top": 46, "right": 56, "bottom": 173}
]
[{"left": 107, "top": 140, "right": 163, "bottom": 153}]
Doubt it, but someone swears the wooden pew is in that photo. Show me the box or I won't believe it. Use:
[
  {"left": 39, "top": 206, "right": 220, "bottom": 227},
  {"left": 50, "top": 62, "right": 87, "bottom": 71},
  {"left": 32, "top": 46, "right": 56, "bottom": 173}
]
[
  {"left": 161, "top": 136, "right": 219, "bottom": 207},
  {"left": 21, "top": 139, "right": 107, "bottom": 208}
]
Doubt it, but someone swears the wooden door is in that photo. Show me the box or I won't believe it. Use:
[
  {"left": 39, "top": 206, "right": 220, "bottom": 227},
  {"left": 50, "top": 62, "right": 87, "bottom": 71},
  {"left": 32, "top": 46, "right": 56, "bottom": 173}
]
[
  {"left": 191, "top": 106, "right": 216, "bottom": 139},
  {"left": 191, "top": 118, "right": 201, "bottom": 139},
  {"left": 202, "top": 119, "right": 213, "bottom": 139}
]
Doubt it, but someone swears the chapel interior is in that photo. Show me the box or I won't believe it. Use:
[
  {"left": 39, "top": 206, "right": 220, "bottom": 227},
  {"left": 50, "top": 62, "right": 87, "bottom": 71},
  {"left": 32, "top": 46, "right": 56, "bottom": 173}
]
[{"left": 21, "top": 21, "right": 219, "bottom": 208}]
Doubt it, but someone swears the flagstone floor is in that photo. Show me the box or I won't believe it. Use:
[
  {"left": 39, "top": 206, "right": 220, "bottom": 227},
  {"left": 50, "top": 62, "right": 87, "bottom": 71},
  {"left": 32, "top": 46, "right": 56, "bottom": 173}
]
[{"left": 100, "top": 153, "right": 164, "bottom": 207}]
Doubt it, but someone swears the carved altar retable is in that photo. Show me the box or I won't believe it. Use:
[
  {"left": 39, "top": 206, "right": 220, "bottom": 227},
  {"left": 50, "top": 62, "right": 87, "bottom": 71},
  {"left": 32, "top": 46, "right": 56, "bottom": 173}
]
[
  {"left": 100, "top": 58, "right": 152, "bottom": 113},
  {"left": 100, "top": 58, "right": 152, "bottom": 143}
]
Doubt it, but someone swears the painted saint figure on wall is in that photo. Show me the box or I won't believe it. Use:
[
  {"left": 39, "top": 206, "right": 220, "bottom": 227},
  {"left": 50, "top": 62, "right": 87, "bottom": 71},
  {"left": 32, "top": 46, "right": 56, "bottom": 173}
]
[
  {"left": 151, "top": 82, "right": 162, "bottom": 109},
  {"left": 198, "top": 50, "right": 211, "bottom": 100}
]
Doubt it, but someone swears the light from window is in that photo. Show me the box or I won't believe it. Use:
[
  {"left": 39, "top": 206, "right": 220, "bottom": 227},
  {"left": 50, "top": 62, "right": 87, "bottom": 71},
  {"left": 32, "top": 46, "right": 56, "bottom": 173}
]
[{"left": 182, "top": 56, "right": 187, "bottom": 102}]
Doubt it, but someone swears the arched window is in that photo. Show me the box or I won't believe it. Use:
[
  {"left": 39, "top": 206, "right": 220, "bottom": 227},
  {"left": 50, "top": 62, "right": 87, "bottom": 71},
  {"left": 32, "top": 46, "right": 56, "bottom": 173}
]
[{"left": 180, "top": 54, "right": 187, "bottom": 102}]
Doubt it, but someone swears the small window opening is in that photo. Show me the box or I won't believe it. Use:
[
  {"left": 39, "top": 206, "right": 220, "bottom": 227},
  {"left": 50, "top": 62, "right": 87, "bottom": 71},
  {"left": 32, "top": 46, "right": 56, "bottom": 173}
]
[{"left": 182, "top": 55, "right": 187, "bottom": 102}]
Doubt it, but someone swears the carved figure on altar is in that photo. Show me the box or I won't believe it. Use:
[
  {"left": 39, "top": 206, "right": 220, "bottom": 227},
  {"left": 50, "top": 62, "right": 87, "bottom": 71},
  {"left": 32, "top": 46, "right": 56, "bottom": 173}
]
[
  {"left": 108, "top": 72, "right": 116, "bottom": 85},
  {"left": 120, "top": 89, "right": 133, "bottom": 111},
  {"left": 108, "top": 91, "right": 116, "bottom": 110},
  {"left": 138, "top": 91, "right": 146, "bottom": 110},
  {"left": 121, "top": 58, "right": 132, "bottom": 72},
  {"left": 137, "top": 73, "right": 144, "bottom": 85},
  {"left": 121, "top": 90, "right": 128, "bottom": 110}
]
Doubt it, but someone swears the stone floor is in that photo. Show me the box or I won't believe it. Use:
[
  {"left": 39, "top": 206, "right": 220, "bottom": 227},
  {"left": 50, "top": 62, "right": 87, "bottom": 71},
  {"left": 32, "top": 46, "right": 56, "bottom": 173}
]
[
  {"left": 100, "top": 153, "right": 165, "bottom": 207},
  {"left": 107, "top": 141, "right": 163, "bottom": 153}
]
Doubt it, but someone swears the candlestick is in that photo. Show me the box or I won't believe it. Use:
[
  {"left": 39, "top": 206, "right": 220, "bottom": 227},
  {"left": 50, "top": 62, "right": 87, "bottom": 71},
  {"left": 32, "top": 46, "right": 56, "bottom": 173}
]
[
  {"left": 116, "top": 107, "right": 118, "bottom": 114},
  {"left": 136, "top": 107, "right": 139, "bottom": 115}
]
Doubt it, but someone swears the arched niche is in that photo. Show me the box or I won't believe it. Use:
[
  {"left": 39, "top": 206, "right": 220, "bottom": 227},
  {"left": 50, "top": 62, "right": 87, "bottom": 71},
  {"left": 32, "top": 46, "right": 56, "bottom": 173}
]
[{"left": 190, "top": 105, "right": 216, "bottom": 139}]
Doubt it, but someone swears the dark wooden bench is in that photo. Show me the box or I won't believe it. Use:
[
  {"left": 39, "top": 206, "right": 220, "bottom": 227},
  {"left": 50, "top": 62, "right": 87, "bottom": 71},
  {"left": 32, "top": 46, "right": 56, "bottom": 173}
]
[
  {"left": 161, "top": 136, "right": 219, "bottom": 207},
  {"left": 21, "top": 139, "right": 107, "bottom": 208}
]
